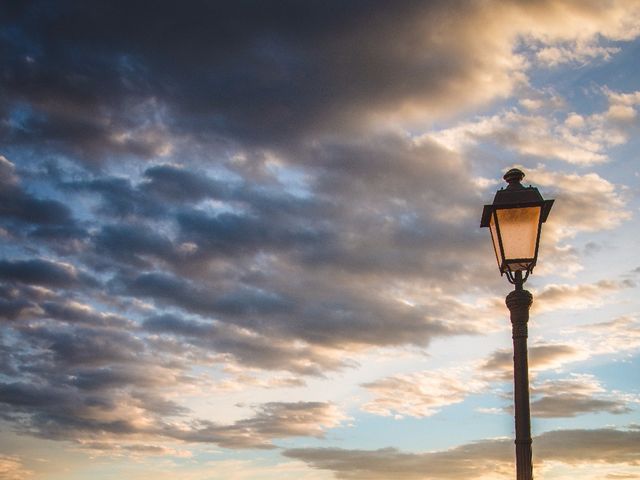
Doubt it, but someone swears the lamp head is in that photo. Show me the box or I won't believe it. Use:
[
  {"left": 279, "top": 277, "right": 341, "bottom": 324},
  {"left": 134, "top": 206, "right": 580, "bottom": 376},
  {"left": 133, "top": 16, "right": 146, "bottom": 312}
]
[{"left": 480, "top": 169, "right": 554, "bottom": 285}]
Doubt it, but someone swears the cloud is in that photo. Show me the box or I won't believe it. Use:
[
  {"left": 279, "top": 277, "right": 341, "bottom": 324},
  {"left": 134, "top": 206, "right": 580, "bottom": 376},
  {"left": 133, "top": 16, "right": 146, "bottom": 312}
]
[
  {"left": 531, "top": 393, "right": 631, "bottom": 418},
  {"left": 210, "top": 364, "right": 306, "bottom": 392},
  {"left": 0, "top": 376, "right": 187, "bottom": 441},
  {"left": 284, "top": 426, "right": 640, "bottom": 479},
  {"left": 3, "top": 1, "right": 639, "bottom": 164},
  {"left": 0, "top": 298, "right": 39, "bottom": 321},
  {"left": 479, "top": 278, "right": 633, "bottom": 319},
  {"left": 66, "top": 176, "right": 165, "bottom": 219},
  {"left": 426, "top": 110, "right": 609, "bottom": 165},
  {"left": 141, "top": 164, "right": 230, "bottom": 202},
  {"left": 574, "top": 315, "right": 640, "bottom": 356},
  {"left": 0, "top": 156, "right": 72, "bottom": 226},
  {"left": 1, "top": 1, "right": 639, "bottom": 467},
  {"left": 143, "top": 313, "right": 348, "bottom": 375},
  {"left": 477, "top": 314, "right": 640, "bottom": 382},
  {"left": 3, "top": 138, "right": 632, "bottom": 453},
  {"left": 0, "top": 368, "right": 345, "bottom": 449},
  {"left": 529, "top": 374, "right": 634, "bottom": 418},
  {"left": 0, "top": 258, "right": 95, "bottom": 289},
  {"left": 39, "top": 300, "right": 133, "bottom": 329},
  {"left": 16, "top": 323, "right": 146, "bottom": 367},
  {"left": 1, "top": 2, "right": 514, "bottom": 160},
  {"left": 94, "top": 224, "right": 182, "bottom": 269},
  {"left": 522, "top": 166, "right": 631, "bottom": 274},
  {"left": 173, "top": 401, "right": 346, "bottom": 449},
  {"left": 535, "top": 40, "right": 621, "bottom": 66},
  {"left": 532, "top": 279, "right": 633, "bottom": 314},
  {"left": 426, "top": 88, "right": 640, "bottom": 166},
  {"left": 0, "top": 455, "right": 34, "bottom": 480},
  {"left": 77, "top": 442, "right": 193, "bottom": 459},
  {"left": 361, "top": 368, "right": 485, "bottom": 418},
  {"left": 113, "top": 217, "right": 475, "bottom": 352},
  {"left": 365, "top": 332, "right": 637, "bottom": 420},
  {"left": 480, "top": 343, "right": 587, "bottom": 379},
  {"left": 0, "top": 284, "right": 44, "bottom": 321}
]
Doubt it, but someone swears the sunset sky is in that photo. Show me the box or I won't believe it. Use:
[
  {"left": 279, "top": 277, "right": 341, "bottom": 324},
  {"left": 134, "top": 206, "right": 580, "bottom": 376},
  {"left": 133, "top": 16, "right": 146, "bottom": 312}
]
[{"left": 1, "top": 1, "right": 639, "bottom": 479}]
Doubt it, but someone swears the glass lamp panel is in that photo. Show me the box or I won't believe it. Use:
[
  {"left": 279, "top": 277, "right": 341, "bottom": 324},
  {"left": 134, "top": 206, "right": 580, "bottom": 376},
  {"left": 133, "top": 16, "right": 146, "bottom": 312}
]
[
  {"left": 495, "top": 206, "right": 541, "bottom": 263},
  {"left": 488, "top": 212, "right": 502, "bottom": 270}
]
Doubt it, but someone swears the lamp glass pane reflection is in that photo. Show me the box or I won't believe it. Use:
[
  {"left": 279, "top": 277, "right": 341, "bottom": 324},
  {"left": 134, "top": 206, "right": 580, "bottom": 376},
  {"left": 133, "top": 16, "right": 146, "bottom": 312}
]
[
  {"left": 489, "top": 214, "right": 501, "bottom": 270},
  {"left": 495, "top": 206, "right": 541, "bottom": 272}
]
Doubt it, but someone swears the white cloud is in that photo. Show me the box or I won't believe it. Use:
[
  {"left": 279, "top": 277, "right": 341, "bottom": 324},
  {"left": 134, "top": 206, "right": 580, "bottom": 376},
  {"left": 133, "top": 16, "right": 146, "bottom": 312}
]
[
  {"left": 572, "top": 315, "right": 640, "bottom": 356},
  {"left": 424, "top": 87, "right": 640, "bottom": 166},
  {"left": 535, "top": 40, "right": 620, "bottom": 66},
  {"left": 522, "top": 165, "right": 631, "bottom": 276},
  {"left": 361, "top": 367, "right": 485, "bottom": 418},
  {"left": 426, "top": 108, "right": 612, "bottom": 164}
]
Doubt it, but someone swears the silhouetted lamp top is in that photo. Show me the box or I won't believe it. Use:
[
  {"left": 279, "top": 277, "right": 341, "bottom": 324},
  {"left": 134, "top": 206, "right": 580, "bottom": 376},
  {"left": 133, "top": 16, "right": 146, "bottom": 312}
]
[{"left": 480, "top": 168, "right": 554, "bottom": 284}]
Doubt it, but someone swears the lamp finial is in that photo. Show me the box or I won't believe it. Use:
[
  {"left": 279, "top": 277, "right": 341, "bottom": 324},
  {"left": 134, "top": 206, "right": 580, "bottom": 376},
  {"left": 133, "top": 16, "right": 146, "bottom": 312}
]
[{"left": 504, "top": 168, "right": 525, "bottom": 188}]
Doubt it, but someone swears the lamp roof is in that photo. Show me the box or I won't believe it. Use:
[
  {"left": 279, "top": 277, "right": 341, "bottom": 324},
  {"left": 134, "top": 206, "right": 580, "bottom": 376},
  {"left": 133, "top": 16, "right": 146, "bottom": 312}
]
[{"left": 480, "top": 168, "right": 553, "bottom": 227}]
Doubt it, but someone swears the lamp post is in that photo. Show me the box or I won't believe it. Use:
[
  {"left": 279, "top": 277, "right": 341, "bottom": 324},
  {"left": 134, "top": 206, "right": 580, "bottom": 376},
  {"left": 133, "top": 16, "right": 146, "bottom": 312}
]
[{"left": 480, "top": 168, "right": 554, "bottom": 480}]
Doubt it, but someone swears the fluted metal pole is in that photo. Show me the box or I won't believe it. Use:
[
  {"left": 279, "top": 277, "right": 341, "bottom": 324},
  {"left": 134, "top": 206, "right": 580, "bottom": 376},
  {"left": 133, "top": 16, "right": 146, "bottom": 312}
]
[{"left": 506, "top": 272, "right": 533, "bottom": 480}]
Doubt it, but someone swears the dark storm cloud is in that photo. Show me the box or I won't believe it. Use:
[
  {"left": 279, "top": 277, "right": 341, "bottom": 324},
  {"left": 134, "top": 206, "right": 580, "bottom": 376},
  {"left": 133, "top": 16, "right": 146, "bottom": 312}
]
[
  {"left": 94, "top": 224, "right": 177, "bottom": 268},
  {"left": 276, "top": 136, "right": 487, "bottom": 280},
  {"left": 128, "top": 270, "right": 457, "bottom": 350},
  {"left": 75, "top": 164, "right": 334, "bottom": 270},
  {"left": 54, "top": 132, "right": 485, "bottom": 282},
  {"left": 0, "top": 283, "right": 41, "bottom": 321},
  {"left": 0, "top": 185, "right": 71, "bottom": 226},
  {"left": 150, "top": 135, "right": 486, "bottom": 281},
  {"left": 0, "top": 283, "right": 93, "bottom": 323},
  {"left": 0, "top": 258, "right": 94, "bottom": 288},
  {"left": 28, "top": 224, "right": 89, "bottom": 255},
  {"left": 0, "top": 317, "right": 194, "bottom": 441},
  {"left": 18, "top": 324, "right": 144, "bottom": 367},
  {"left": 176, "top": 209, "right": 329, "bottom": 258},
  {"left": 143, "top": 314, "right": 345, "bottom": 375},
  {"left": 0, "top": 94, "right": 491, "bottom": 451},
  {"left": 0, "top": 0, "right": 525, "bottom": 164},
  {"left": 0, "top": 0, "right": 529, "bottom": 453},
  {"left": 0, "top": 155, "right": 72, "bottom": 225},
  {"left": 0, "top": 381, "right": 76, "bottom": 409},
  {"left": 143, "top": 163, "right": 330, "bottom": 221},
  {"left": 143, "top": 314, "right": 208, "bottom": 337},
  {"left": 69, "top": 366, "right": 172, "bottom": 392},
  {"left": 142, "top": 164, "right": 230, "bottom": 202},
  {"left": 40, "top": 300, "right": 133, "bottom": 329},
  {"left": 0, "top": 298, "right": 36, "bottom": 321},
  {"left": 121, "top": 272, "right": 221, "bottom": 313},
  {"left": 125, "top": 272, "right": 295, "bottom": 321},
  {"left": 66, "top": 177, "right": 164, "bottom": 218},
  {"left": 0, "top": 380, "right": 168, "bottom": 439}
]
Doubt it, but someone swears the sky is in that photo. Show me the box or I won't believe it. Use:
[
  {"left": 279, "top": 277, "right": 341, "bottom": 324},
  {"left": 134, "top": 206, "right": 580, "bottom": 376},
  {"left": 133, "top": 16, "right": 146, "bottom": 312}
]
[{"left": 0, "top": 1, "right": 639, "bottom": 479}]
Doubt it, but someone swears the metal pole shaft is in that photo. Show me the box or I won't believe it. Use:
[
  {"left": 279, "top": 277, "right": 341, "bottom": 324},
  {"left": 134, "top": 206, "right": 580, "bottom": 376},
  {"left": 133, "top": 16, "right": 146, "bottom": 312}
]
[{"left": 506, "top": 282, "right": 533, "bottom": 480}]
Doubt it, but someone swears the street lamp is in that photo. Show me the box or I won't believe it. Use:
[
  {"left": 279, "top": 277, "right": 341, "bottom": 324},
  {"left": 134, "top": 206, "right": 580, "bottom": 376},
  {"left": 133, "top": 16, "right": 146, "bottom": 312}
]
[{"left": 480, "top": 168, "right": 554, "bottom": 480}]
